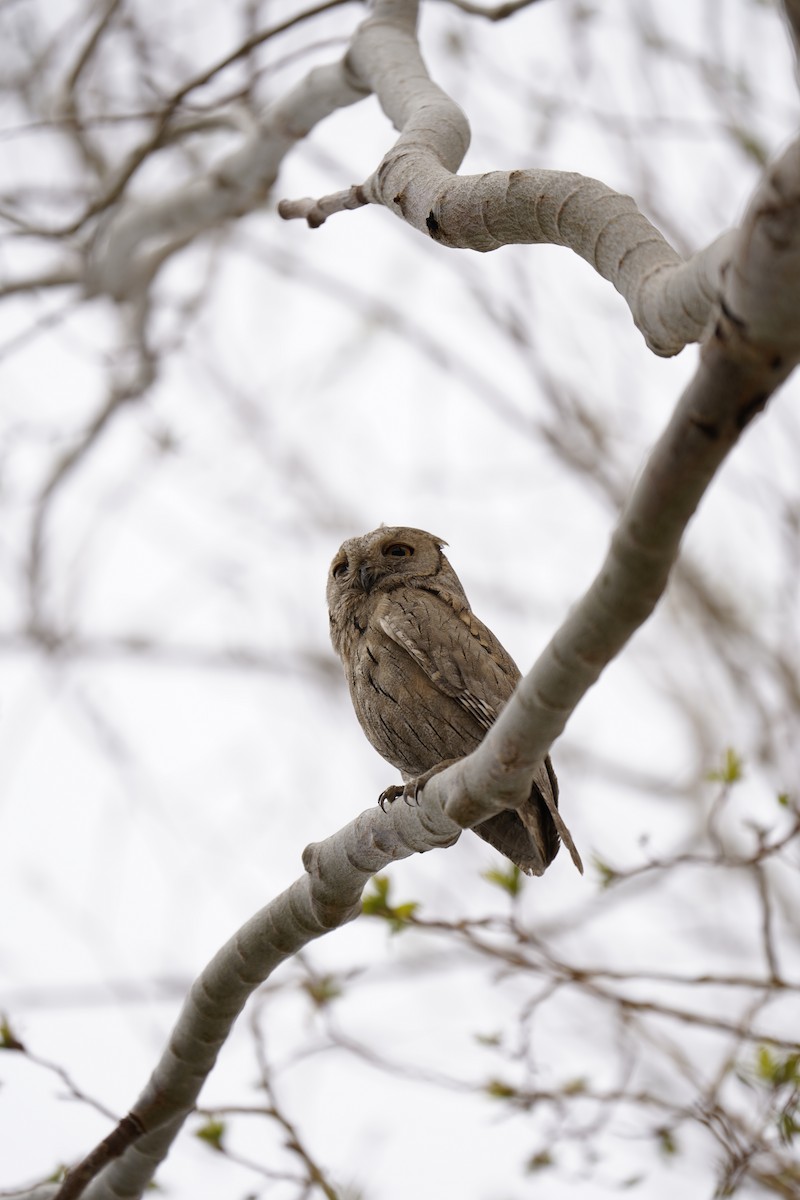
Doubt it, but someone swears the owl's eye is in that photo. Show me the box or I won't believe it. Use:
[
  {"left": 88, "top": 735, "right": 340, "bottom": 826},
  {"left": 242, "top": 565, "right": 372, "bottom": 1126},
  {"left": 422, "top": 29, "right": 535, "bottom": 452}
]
[
  {"left": 332, "top": 559, "right": 348, "bottom": 578},
  {"left": 383, "top": 543, "right": 414, "bottom": 558}
]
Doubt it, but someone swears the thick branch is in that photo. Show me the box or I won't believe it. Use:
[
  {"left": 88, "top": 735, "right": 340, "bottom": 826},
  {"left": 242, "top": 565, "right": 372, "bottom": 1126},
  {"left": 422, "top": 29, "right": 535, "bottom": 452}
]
[
  {"left": 87, "top": 57, "right": 367, "bottom": 300},
  {"left": 1, "top": 2, "right": 367, "bottom": 305},
  {"left": 439, "top": 138, "right": 800, "bottom": 830},
  {"left": 279, "top": 0, "right": 734, "bottom": 356},
  {"left": 50, "top": 804, "right": 459, "bottom": 1200}
]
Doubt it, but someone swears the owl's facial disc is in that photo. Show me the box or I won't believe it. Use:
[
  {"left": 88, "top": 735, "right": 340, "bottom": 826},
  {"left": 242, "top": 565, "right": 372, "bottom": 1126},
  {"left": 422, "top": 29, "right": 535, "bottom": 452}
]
[
  {"left": 358, "top": 538, "right": 422, "bottom": 592},
  {"left": 359, "top": 563, "right": 378, "bottom": 592},
  {"left": 329, "top": 527, "right": 444, "bottom": 597}
]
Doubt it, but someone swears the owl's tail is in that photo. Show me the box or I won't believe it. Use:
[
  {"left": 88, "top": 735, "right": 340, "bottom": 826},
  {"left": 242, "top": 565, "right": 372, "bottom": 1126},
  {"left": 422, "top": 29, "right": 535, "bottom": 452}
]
[{"left": 473, "top": 757, "right": 583, "bottom": 876}]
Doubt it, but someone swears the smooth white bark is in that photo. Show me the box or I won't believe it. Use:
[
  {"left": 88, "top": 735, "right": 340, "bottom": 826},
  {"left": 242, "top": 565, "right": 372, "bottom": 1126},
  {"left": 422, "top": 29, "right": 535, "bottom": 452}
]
[{"left": 280, "top": 0, "right": 736, "bottom": 356}]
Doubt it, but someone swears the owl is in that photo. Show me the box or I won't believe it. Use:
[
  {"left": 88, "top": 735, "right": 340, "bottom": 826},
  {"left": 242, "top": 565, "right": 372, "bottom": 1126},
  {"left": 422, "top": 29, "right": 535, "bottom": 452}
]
[{"left": 327, "top": 526, "right": 580, "bottom": 876}]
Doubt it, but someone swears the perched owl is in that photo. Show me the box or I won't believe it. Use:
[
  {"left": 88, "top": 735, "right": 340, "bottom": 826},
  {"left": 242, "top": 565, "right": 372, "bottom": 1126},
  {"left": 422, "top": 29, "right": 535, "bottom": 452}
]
[{"left": 327, "top": 525, "right": 580, "bottom": 876}]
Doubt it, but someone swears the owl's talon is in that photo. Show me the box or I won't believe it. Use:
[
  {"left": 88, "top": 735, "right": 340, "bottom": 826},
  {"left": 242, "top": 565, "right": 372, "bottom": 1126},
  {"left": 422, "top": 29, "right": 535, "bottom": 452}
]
[{"left": 378, "top": 784, "right": 403, "bottom": 811}]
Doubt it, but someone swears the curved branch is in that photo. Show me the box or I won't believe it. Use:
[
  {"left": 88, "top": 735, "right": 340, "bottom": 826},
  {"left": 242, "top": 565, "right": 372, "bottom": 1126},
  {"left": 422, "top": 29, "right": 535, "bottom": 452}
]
[
  {"left": 279, "top": 0, "right": 734, "bottom": 356},
  {"left": 0, "top": 268, "right": 82, "bottom": 299},
  {"left": 0, "top": 2, "right": 367, "bottom": 306},
  {"left": 65, "top": 0, "right": 363, "bottom": 240},
  {"left": 50, "top": 803, "right": 459, "bottom": 1200},
  {"left": 86, "top": 56, "right": 367, "bottom": 301},
  {"left": 26, "top": 300, "right": 156, "bottom": 629},
  {"left": 441, "top": 136, "right": 800, "bottom": 831}
]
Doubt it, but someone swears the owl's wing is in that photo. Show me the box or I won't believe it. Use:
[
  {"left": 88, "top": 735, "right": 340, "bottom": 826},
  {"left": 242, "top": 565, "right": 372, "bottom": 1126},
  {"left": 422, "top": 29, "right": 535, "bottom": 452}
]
[
  {"left": 378, "top": 588, "right": 584, "bottom": 875},
  {"left": 376, "top": 588, "right": 520, "bottom": 731}
]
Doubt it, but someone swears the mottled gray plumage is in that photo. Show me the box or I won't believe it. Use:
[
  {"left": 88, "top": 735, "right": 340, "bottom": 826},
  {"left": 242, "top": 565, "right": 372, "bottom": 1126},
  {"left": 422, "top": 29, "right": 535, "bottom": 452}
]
[{"left": 327, "top": 525, "right": 575, "bottom": 876}]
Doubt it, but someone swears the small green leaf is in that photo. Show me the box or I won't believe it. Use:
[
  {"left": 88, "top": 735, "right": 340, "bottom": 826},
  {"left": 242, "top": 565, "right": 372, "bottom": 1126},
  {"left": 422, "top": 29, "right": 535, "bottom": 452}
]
[
  {"left": 474, "top": 1031, "right": 502, "bottom": 1047},
  {"left": 773, "top": 1052, "right": 800, "bottom": 1088},
  {"left": 746, "top": 1045, "right": 800, "bottom": 1117},
  {"left": 778, "top": 1110, "right": 799, "bottom": 1145},
  {"left": 392, "top": 901, "right": 418, "bottom": 921},
  {"left": 707, "top": 748, "right": 744, "bottom": 784},
  {"left": 756, "top": 1044, "right": 778, "bottom": 1083},
  {"left": 485, "top": 1078, "right": 518, "bottom": 1099},
  {"left": 0, "top": 1015, "right": 24, "bottom": 1051},
  {"left": 361, "top": 875, "right": 391, "bottom": 917},
  {"left": 777, "top": 793, "right": 791, "bottom": 807},
  {"left": 657, "top": 1126, "right": 679, "bottom": 1156},
  {"left": 592, "top": 856, "right": 619, "bottom": 889},
  {"left": 302, "top": 975, "right": 343, "bottom": 1008},
  {"left": 362, "top": 876, "right": 419, "bottom": 932},
  {"left": 562, "top": 1077, "right": 588, "bottom": 1096},
  {"left": 483, "top": 864, "right": 525, "bottom": 896},
  {"left": 195, "top": 1118, "right": 226, "bottom": 1151},
  {"left": 369, "top": 875, "right": 391, "bottom": 903},
  {"left": 728, "top": 124, "right": 770, "bottom": 167},
  {"left": 526, "top": 1150, "right": 554, "bottom": 1172}
]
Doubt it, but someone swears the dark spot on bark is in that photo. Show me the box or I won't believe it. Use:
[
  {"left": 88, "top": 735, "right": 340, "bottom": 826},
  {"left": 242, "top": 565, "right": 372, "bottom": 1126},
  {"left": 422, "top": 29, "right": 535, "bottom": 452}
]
[
  {"left": 689, "top": 416, "right": 720, "bottom": 440},
  {"left": 426, "top": 211, "right": 441, "bottom": 238},
  {"left": 736, "top": 393, "right": 768, "bottom": 430},
  {"left": 394, "top": 191, "right": 407, "bottom": 214}
]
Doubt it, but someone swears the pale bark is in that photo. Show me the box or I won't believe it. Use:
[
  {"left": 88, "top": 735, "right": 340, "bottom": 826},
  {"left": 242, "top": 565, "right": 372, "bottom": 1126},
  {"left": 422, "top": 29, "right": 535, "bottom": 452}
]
[
  {"left": 87, "top": 58, "right": 367, "bottom": 301},
  {"left": 2, "top": 3, "right": 367, "bottom": 305},
  {"left": 3, "top": 0, "right": 728, "bottom": 356},
  {"left": 279, "top": 0, "right": 735, "bottom": 356}
]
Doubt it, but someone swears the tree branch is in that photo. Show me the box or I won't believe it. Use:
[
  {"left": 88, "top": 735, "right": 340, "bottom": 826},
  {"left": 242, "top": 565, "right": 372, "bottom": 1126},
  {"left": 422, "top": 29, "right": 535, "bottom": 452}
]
[
  {"left": 85, "top": 55, "right": 367, "bottom": 302},
  {"left": 0, "top": 1, "right": 366, "bottom": 304},
  {"left": 279, "top": 0, "right": 737, "bottom": 356},
  {"left": 47, "top": 802, "right": 458, "bottom": 1200},
  {"left": 437, "top": 136, "right": 800, "bottom": 834}
]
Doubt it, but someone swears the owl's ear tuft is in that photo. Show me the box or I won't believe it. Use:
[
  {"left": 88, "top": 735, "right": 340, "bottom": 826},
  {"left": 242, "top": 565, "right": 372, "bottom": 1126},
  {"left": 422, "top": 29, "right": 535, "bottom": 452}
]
[{"left": 409, "top": 528, "right": 447, "bottom": 549}]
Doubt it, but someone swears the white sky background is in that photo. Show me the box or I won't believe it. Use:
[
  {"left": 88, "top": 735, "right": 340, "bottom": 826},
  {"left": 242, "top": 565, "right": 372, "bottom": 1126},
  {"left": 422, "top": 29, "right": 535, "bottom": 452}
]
[{"left": 1, "top": 0, "right": 800, "bottom": 1197}]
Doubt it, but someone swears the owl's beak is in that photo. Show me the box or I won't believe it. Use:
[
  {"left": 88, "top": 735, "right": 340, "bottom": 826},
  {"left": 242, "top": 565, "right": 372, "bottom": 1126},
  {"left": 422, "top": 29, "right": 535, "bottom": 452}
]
[{"left": 359, "top": 564, "right": 379, "bottom": 592}]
